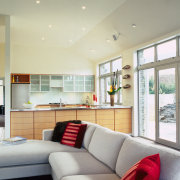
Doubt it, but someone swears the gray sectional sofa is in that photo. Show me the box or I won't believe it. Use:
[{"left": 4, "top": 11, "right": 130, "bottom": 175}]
[{"left": 0, "top": 122, "right": 180, "bottom": 180}]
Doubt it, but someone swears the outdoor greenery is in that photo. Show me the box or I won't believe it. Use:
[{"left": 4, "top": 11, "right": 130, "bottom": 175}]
[{"left": 149, "top": 78, "right": 175, "bottom": 94}]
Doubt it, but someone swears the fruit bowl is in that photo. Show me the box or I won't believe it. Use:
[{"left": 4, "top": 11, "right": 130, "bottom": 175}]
[{"left": 23, "top": 103, "right": 34, "bottom": 109}]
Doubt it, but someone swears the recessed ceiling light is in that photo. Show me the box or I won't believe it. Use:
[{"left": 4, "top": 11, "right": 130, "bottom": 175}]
[
  {"left": 36, "top": 0, "right": 40, "bottom": 4},
  {"left": 132, "top": 24, "right": 136, "bottom": 28},
  {"left": 106, "top": 39, "right": 110, "bottom": 43},
  {"left": 90, "top": 49, "right": 95, "bottom": 53},
  {"left": 69, "top": 40, "right": 73, "bottom": 43},
  {"left": 41, "top": 37, "right": 45, "bottom": 41},
  {"left": 82, "top": 6, "right": 86, "bottom": 10},
  {"left": 48, "top": 24, "right": 52, "bottom": 28},
  {"left": 82, "top": 27, "right": 86, "bottom": 31}
]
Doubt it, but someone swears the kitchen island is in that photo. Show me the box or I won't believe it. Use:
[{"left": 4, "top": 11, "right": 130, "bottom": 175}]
[{"left": 11, "top": 105, "right": 132, "bottom": 140}]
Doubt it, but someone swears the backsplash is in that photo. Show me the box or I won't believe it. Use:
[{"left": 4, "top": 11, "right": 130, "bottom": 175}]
[{"left": 29, "top": 88, "right": 93, "bottom": 105}]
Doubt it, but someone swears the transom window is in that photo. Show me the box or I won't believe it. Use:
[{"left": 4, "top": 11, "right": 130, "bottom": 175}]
[{"left": 99, "top": 57, "right": 122, "bottom": 104}]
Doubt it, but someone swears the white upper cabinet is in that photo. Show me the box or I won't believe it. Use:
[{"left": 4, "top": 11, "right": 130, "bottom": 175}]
[
  {"left": 50, "top": 75, "right": 63, "bottom": 87},
  {"left": 30, "top": 74, "right": 95, "bottom": 92},
  {"left": 41, "top": 75, "right": 50, "bottom": 92},
  {"left": 74, "top": 75, "right": 84, "bottom": 92},
  {"left": 30, "top": 75, "right": 40, "bottom": 92},
  {"left": 85, "top": 75, "right": 94, "bottom": 92},
  {"left": 30, "top": 75, "right": 50, "bottom": 92},
  {"left": 63, "top": 75, "right": 74, "bottom": 92}
]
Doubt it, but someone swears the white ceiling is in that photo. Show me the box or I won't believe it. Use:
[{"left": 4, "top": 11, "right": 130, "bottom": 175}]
[{"left": 0, "top": 0, "right": 180, "bottom": 61}]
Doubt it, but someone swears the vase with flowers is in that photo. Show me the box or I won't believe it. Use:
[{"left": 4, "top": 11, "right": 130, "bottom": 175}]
[{"left": 107, "top": 71, "right": 121, "bottom": 106}]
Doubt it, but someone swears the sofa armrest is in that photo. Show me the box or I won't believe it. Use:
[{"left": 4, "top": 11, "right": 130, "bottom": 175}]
[{"left": 43, "top": 129, "right": 54, "bottom": 141}]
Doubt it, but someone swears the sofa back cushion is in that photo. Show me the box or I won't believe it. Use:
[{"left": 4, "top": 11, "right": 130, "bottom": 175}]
[
  {"left": 116, "top": 138, "right": 180, "bottom": 180},
  {"left": 88, "top": 127, "right": 129, "bottom": 170},
  {"left": 82, "top": 122, "right": 99, "bottom": 149}
]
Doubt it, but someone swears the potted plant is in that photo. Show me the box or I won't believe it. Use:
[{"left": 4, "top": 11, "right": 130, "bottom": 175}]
[{"left": 107, "top": 71, "right": 121, "bottom": 106}]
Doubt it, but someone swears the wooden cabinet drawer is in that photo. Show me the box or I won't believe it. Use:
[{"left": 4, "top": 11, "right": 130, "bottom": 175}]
[
  {"left": 34, "top": 111, "right": 55, "bottom": 140},
  {"left": 11, "top": 112, "right": 34, "bottom": 139},
  {"left": 115, "top": 108, "right": 132, "bottom": 133},
  {"left": 11, "top": 112, "right": 33, "bottom": 118},
  {"left": 96, "top": 109, "right": 114, "bottom": 130},
  {"left": 56, "top": 110, "right": 76, "bottom": 122},
  {"left": 34, "top": 122, "right": 55, "bottom": 129},
  {"left": 77, "top": 110, "right": 96, "bottom": 123},
  {"left": 34, "top": 111, "right": 55, "bottom": 118}
]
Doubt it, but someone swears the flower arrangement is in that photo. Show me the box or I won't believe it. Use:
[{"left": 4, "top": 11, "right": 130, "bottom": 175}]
[{"left": 107, "top": 71, "right": 121, "bottom": 95}]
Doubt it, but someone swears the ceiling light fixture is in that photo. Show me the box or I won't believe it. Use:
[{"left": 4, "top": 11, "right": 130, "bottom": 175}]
[
  {"left": 36, "top": 0, "right": 40, "bottom": 4},
  {"left": 41, "top": 37, "right": 45, "bottom": 41},
  {"left": 106, "top": 39, "right": 110, "bottom": 43},
  {"left": 82, "top": 6, "right": 86, "bottom": 10},
  {"left": 48, "top": 24, "right": 52, "bottom": 28},
  {"left": 112, "top": 33, "right": 120, "bottom": 41},
  {"left": 82, "top": 27, "right": 86, "bottom": 31},
  {"left": 132, "top": 24, "right": 136, "bottom": 28},
  {"left": 69, "top": 40, "right": 73, "bottom": 43},
  {"left": 90, "top": 49, "right": 95, "bottom": 53}
]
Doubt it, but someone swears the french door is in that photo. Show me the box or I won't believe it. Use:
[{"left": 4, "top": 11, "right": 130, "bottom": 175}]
[{"left": 156, "top": 63, "right": 179, "bottom": 148}]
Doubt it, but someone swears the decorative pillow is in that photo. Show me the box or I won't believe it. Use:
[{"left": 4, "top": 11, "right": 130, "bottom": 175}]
[
  {"left": 121, "top": 154, "right": 160, "bottom": 180},
  {"left": 61, "top": 123, "right": 87, "bottom": 148},
  {"left": 51, "top": 120, "right": 81, "bottom": 142}
]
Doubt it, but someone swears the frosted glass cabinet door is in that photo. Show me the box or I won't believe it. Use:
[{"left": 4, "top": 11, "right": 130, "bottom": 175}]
[
  {"left": 30, "top": 75, "right": 40, "bottom": 92},
  {"left": 74, "top": 75, "right": 84, "bottom": 92},
  {"left": 64, "top": 75, "right": 74, "bottom": 92},
  {"left": 85, "top": 76, "right": 95, "bottom": 92},
  {"left": 41, "top": 75, "right": 50, "bottom": 92}
]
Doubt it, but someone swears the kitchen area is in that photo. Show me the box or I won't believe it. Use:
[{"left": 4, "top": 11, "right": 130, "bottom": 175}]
[{"left": 10, "top": 73, "right": 132, "bottom": 140}]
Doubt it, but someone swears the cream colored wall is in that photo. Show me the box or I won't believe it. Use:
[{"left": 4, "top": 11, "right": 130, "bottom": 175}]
[
  {"left": 11, "top": 44, "right": 95, "bottom": 75},
  {"left": 0, "top": 43, "right": 5, "bottom": 78},
  {"left": 96, "top": 28, "right": 180, "bottom": 107}
]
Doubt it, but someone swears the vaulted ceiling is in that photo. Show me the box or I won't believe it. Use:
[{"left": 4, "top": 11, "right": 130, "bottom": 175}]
[{"left": 0, "top": 0, "right": 180, "bottom": 61}]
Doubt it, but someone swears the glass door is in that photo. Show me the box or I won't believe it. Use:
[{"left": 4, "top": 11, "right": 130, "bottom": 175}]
[{"left": 156, "top": 64, "right": 178, "bottom": 148}]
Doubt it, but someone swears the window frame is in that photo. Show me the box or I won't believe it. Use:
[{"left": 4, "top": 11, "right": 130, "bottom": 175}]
[
  {"left": 99, "top": 57, "right": 122, "bottom": 105},
  {"left": 137, "top": 36, "right": 180, "bottom": 149}
]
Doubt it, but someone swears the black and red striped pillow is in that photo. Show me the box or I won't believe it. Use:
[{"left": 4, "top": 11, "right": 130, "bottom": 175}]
[{"left": 61, "top": 123, "right": 87, "bottom": 148}]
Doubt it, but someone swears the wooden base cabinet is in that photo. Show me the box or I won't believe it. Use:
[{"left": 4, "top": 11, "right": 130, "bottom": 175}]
[
  {"left": 77, "top": 110, "right": 96, "bottom": 123},
  {"left": 10, "top": 108, "right": 132, "bottom": 140},
  {"left": 96, "top": 109, "right": 114, "bottom": 131},
  {"left": 34, "top": 111, "right": 55, "bottom": 140},
  {"left": 56, "top": 110, "right": 76, "bottom": 122},
  {"left": 11, "top": 112, "right": 34, "bottom": 139},
  {"left": 115, "top": 108, "right": 132, "bottom": 134}
]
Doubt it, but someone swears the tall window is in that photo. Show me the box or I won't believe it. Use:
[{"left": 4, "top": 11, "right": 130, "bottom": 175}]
[
  {"left": 137, "top": 37, "right": 180, "bottom": 149},
  {"left": 0, "top": 80, "right": 4, "bottom": 105},
  {"left": 99, "top": 57, "right": 122, "bottom": 104}
]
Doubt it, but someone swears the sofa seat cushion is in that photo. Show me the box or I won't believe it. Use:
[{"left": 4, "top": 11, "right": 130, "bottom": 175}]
[
  {"left": 49, "top": 152, "right": 113, "bottom": 180},
  {"left": 88, "top": 127, "right": 129, "bottom": 170},
  {"left": 61, "top": 174, "right": 120, "bottom": 180},
  {"left": 116, "top": 138, "right": 180, "bottom": 180},
  {"left": 0, "top": 140, "right": 86, "bottom": 167}
]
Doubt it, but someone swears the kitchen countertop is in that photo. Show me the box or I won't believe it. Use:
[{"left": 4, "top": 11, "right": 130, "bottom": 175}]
[{"left": 11, "top": 105, "right": 132, "bottom": 112}]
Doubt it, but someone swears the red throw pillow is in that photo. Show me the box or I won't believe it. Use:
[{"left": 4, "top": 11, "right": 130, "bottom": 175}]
[
  {"left": 121, "top": 154, "right": 160, "bottom": 180},
  {"left": 61, "top": 123, "right": 87, "bottom": 148}
]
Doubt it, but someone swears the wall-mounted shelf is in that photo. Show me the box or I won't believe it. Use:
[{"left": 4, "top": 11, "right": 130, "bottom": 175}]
[
  {"left": 122, "top": 65, "right": 131, "bottom": 70},
  {"left": 123, "top": 84, "right": 131, "bottom": 89},
  {"left": 123, "top": 74, "right": 131, "bottom": 79},
  {"left": 11, "top": 74, "right": 30, "bottom": 84}
]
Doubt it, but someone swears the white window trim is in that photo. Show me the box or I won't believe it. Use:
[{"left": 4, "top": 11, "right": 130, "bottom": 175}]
[
  {"left": 99, "top": 57, "right": 122, "bottom": 105},
  {"left": 137, "top": 36, "right": 180, "bottom": 149}
]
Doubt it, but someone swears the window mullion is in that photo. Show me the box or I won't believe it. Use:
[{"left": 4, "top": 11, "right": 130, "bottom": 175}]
[{"left": 176, "top": 37, "right": 179, "bottom": 57}]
